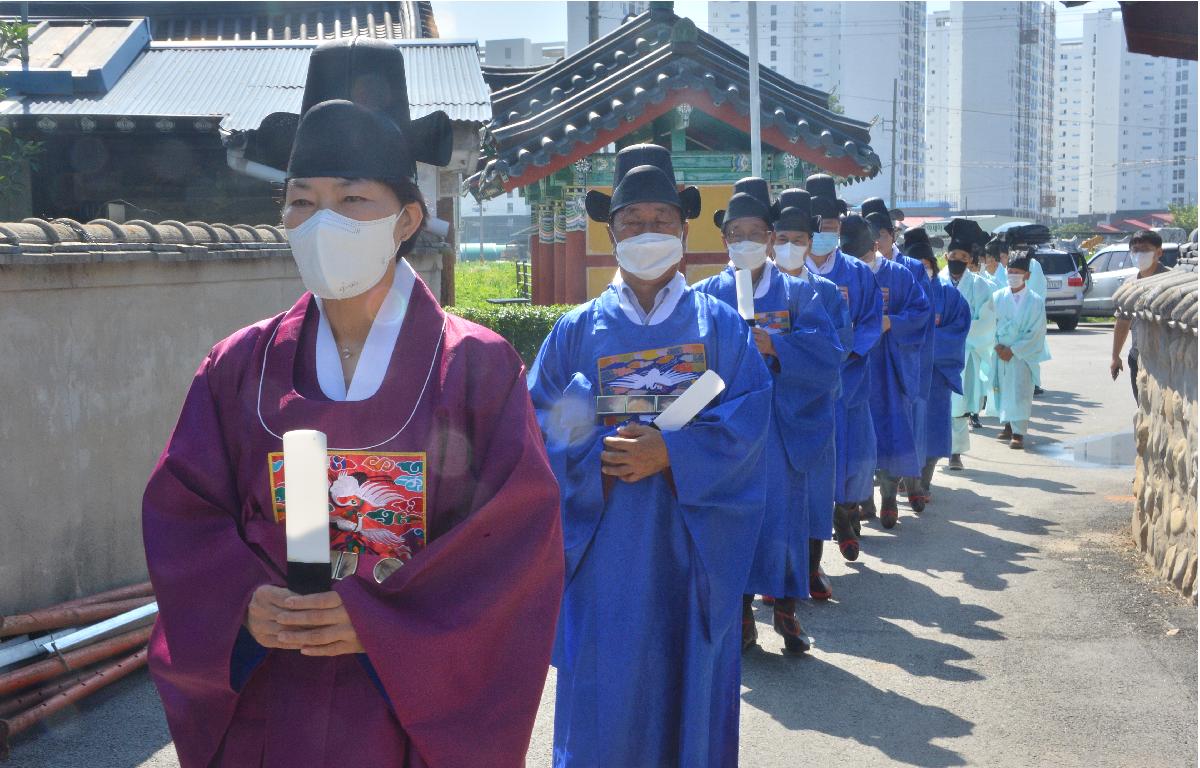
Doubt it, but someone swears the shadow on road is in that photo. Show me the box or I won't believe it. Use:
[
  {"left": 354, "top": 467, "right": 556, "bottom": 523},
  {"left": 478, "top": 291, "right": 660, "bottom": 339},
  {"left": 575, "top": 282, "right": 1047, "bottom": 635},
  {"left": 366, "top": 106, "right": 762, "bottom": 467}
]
[{"left": 741, "top": 654, "right": 974, "bottom": 767}]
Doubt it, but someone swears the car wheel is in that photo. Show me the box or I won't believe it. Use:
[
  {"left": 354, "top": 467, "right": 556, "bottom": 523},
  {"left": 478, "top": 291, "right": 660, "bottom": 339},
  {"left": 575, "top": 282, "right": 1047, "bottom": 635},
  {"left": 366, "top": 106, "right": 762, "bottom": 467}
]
[{"left": 1056, "top": 316, "right": 1079, "bottom": 332}]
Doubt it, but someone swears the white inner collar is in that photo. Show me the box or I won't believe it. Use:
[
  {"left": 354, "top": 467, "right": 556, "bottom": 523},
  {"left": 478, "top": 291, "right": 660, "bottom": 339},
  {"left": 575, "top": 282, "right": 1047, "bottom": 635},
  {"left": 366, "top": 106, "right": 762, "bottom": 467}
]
[
  {"left": 613, "top": 269, "right": 687, "bottom": 326},
  {"left": 314, "top": 258, "right": 416, "bottom": 402}
]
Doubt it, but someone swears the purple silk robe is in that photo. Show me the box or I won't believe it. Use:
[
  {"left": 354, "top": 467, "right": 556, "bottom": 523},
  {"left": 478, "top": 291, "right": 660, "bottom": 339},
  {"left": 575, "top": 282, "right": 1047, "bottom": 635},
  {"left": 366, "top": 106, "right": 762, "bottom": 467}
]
[{"left": 142, "top": 279, "right": 564, "bottom": 768}]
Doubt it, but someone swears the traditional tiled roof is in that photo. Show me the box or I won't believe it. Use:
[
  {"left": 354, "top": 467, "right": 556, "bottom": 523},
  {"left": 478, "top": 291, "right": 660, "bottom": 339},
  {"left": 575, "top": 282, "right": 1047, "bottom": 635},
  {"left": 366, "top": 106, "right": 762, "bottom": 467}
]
[
  {"left": 0, "top": 217, "right": 289, "bottom": 265},
  {"left": 0, "top": 37, "right": 490, "bottom": 131},
  {"left": 12, "top": 2, "right": 438, "bottom": 41},
  {"left": 481, "top": 64, "right": 553, "bottom": 92},
  {"left": 1114, "top": 258, "right": 1199, "bottom": 335},
  {"left": 467, "top": 4, "right": 880, "bottom": 200}
]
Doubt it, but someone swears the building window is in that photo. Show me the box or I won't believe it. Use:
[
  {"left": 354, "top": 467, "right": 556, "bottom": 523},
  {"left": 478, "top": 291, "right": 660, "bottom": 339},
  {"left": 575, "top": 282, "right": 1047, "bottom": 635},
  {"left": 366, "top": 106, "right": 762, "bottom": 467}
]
[
  {"left": 770, "top": 5, "right": 776, "bottom": 15},
  {"left": 771, "top": 50, "right": 777, "bottom": 61},
  {"left": 770, "top": 20, "right": 777, "bottom": 30},
  {"left": 770, "top": 35, "right": 776, "bottom": 45}
]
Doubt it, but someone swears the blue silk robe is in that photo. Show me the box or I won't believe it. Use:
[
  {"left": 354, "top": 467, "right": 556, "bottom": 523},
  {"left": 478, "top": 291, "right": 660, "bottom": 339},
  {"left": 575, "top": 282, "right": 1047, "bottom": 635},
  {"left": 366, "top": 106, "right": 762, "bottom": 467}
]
[
  {"left": 799, "top": 269, "right": 852, "bottom": 541},
  {"left": 944, "top": 269, "right": 996, "bottom": 417},
  {"left": 815, "top": 252, "right": 883, "bottom": 504},
  {"left": 867, "top": 258, "right": 932, "bottom": 478},
  {"left": 528, "top": 284, "right": 771, "bottom": 768},
  {"left": 922, "top": 275, "right": 972, "bottom": 460},
  {"left": 891, "top": 251, "right": 935, "bottom": 466},
  {"left": 694, "top": 264, "right": 843, "bottom": 598}
]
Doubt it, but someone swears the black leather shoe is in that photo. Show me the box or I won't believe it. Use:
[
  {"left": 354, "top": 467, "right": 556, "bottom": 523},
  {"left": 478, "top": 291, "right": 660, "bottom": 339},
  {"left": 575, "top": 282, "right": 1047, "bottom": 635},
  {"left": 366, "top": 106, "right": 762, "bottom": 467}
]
[
  {"left": 809, "top": 568, "right": 832, "bottom": 600},
  {"left": 969, "top": 413, "right": 982, "bottom": 429},
  {"left": 833, "top": 505, "right": 860, "bottom": 561},
  {"left": 742, "top": 595, "right": 758, "bottom": 652},
  {"left": 773, "top": 599, "right": 811, "bottom": 655},
  {"left": 948, "top": 454, "right": 964, "bottom": 471},
  {"left": 880, "top": 498, "right": 899, "bottom": 529}
]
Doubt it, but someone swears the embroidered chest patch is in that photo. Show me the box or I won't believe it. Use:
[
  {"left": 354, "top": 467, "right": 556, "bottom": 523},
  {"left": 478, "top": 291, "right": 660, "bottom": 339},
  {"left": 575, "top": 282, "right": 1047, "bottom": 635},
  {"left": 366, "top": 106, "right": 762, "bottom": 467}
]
[
  {"left": 881, "top": 286, "right": 890, "bottom": 314},
  {"left": 268, "top": 451, "right": 427, "bottom": 561},
  {"left": 755, "top": 310, "right": 791, "bottom": 335},
  {"left": 597, "top": 344, "right": 708, "bottom": 425},
  {"left": 839, "top": 286, "right": 850, "bottom": 305}
]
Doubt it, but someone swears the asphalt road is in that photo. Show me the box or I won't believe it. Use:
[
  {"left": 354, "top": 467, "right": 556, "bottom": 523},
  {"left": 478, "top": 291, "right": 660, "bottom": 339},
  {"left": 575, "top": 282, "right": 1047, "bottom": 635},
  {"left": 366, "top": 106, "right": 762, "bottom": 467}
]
[{"left": 6, "top": 322, "right": 1196, "bottom": 768}]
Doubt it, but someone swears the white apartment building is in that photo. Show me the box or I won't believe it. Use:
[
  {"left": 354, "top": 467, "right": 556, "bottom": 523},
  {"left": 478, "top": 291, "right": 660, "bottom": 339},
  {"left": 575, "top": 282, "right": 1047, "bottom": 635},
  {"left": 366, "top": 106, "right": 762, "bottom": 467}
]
[
  {"left": 925, "top": 2, "right": 1055, "bottom": 218},
  {"left": 707, "top": 1, "right": 926, "bottom": 205},
  {"left": 567, "top": 1, "right": 650, "bottom": 55},
  {"left": 1054, "top": 9, "right": 1197, "bottom": 218}
]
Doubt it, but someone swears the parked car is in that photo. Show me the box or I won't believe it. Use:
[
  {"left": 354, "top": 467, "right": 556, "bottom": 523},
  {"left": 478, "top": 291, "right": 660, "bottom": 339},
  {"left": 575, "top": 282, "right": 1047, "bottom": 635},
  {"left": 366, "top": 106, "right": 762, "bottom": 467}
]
[
  {"left": 1084, "top": 243, "right": 1180, "bottom": 316},
  {"left": 1031, "top": 248, "right": 1087, "bottom": 331},
  {"left": 995, "top": 224, "right": 1086, "bottom": 331}
]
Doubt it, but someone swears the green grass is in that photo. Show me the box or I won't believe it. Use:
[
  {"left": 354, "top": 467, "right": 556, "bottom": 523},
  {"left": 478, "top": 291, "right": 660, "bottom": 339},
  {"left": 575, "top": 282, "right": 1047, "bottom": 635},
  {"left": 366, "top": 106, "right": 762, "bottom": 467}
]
[{"left": 453, "top": 260, "right": 522, "bottom": 310}]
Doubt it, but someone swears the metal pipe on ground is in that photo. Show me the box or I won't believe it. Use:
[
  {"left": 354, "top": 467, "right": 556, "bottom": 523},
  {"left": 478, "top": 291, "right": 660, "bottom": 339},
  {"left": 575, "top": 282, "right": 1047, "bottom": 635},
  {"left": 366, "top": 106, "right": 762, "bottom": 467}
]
[
  {"left": 0, "top": 626, "right": 151, "bottom": 698},
  {"left": 54, "top": 583, "right": 154, "bottom": 611},
  {"left": 0, "top": 647, "right": 148, "bottom": 760},
  {"left": 0, "top": 670, "right": 91, "bottom": 718},
  {"left": 0, "top": 597, "right": 155, "bottom": 639}
]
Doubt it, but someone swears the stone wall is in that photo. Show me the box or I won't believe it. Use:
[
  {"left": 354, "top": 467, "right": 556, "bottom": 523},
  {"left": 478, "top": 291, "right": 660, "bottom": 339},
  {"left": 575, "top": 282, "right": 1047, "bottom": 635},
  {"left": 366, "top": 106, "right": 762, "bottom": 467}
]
[
  {"left": 0, "top": 217, "right": 447, "bottom": 614},
  {"left": 1115, "top": 256, "right": 1198, "bottom": 602}
]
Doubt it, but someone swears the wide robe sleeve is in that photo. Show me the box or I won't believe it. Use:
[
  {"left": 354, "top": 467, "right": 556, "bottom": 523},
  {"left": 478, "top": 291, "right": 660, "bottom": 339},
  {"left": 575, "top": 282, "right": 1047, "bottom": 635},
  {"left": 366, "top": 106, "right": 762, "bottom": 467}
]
[
  {"left": 770, "top": 283, "right": 844, "bottom": 468},
  {"left": 659, "top": 307, "right": 772, "bottom": 637},
  {"left": 849, "top": 265, "right": 884, "bottom": 359},
  {"left": 334, "top": 337, "right": 564, "bottom": 768},
  {"left": 885, "top": 265, "right": 932, "bottom": 345},
  {"left": 1007, "top": 293, "right": 1050, "bottom": 365},
  {"left": 527, "top": 310, "right": 608, "bottom": 583},
  {"left": 964, "top": 276, "right": 997, "bottom": 354},
  {"left": 933, "top": 281, "right": 972, "bottom": 395},
  {"left": 143, "top": 349, "right": 280, "bottom": 768}
]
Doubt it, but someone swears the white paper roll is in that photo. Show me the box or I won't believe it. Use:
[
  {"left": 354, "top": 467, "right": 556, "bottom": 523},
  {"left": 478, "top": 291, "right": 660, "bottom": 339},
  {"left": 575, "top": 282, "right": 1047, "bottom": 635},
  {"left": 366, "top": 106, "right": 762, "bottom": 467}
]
[
  {"left": 653, "top": 370, "right": 726, "bottom": 432},
  {"left": 735, "top": 268, "right": 756, "bottom": 322},
  {"left": 283, "top": 430, "right": 331, "bottom": 565}
]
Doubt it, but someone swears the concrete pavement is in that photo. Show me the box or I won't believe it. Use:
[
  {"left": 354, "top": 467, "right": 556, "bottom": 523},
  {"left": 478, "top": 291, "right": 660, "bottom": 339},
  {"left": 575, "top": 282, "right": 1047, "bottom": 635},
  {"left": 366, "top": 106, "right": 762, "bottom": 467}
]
[{"left": 5, "top": 323, "right": 1196, "bottom": 767}]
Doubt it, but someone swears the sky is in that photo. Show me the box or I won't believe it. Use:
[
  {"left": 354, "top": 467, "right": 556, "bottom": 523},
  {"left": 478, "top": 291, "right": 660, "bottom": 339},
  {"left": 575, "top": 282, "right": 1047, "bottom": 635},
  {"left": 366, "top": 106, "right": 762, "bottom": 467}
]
[{"left": 432, "top": 1, "right": 1124, "bottom": 46}]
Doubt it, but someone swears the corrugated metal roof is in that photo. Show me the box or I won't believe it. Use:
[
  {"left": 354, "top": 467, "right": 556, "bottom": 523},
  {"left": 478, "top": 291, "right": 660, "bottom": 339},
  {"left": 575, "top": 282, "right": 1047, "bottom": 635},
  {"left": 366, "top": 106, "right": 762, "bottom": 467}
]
[{"left": 0, "top": 39, "right": 490, "bottom": 129}]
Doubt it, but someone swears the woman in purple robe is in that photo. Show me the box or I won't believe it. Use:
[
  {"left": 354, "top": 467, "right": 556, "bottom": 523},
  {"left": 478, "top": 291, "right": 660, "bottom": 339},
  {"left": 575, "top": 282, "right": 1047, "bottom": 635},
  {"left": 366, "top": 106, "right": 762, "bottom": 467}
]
[{"left": 141, "top": 40, "right": 563, "bottom": 768}]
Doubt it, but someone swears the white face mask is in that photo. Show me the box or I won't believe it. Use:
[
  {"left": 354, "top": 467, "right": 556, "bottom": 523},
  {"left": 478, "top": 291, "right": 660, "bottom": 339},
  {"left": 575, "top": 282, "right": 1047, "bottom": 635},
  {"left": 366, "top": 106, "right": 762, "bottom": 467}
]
[
  {"left": 867, "top": 256, "right": 883, "bottom": 273},
  {"left": 773, "top": 242, "right": 809, "bottom": 271},
  {"left": 1008, "top": 273, "right": 1025, "bottom": 290},
  {"left": 287, "top": 209, "right": 400, "bottom": 300},
  {"left": 728, "top": 240, "right": 769, "bottom": 271},
  {"left": 614, "top": 232, "right": 684, "bottom": 281},
  {"left": 811, "top": 232, "right": 839, "bottom": 257},
  {"left": 1133, "top": 250, "right": 1155, "bottom": 272}
]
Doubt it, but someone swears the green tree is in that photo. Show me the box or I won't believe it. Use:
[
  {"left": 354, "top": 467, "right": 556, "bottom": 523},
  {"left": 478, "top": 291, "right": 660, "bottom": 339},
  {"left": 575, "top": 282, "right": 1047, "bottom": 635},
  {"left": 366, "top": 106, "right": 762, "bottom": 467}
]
[
  {"left": 1168, "top": 202, "right": 1197, "bottom": 233},
  {"left": 1053, "top": 222, "right": 1095, "bottom": 238},
  {"left": 0, "top": 21, "right": 42, "bottom": 204}
]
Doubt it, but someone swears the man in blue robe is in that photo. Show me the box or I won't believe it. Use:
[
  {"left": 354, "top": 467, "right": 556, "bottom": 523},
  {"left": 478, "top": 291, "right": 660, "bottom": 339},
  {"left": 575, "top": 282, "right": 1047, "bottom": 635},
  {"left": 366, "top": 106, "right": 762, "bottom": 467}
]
[
  {"left": 528, "top": 144, "right": 772, "bottom": 767},
  {"left": 906, "top": 240, "right": 972, "bottom": 499},
  {"left": 695, "top": 178, "right": 843, "bottom": 655},
  {"left": 845, "top": 215, "right": 930, "bottom": 530},
  {"left": 862, "top": 198, "right": 934, "bottom": 513},
  {"left": 770, "top": 188, "right": 851, "bottom": 601},
  {"left": 803, "top": 176, "right": 883, "bottom": 564}
]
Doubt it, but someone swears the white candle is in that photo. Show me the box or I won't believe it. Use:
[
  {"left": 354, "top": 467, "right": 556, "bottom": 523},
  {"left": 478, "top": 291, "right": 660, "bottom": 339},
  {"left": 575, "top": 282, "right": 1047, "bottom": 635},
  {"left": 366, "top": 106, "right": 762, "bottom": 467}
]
[
  {"left": 735, "top": 268, "right": 756, "bottom": 323},
  {"left": 283, "top": 430, "right": 331, "bottom": 565},
  {"left": 654, "top": 370, "right": 726, "bottom": 432}
]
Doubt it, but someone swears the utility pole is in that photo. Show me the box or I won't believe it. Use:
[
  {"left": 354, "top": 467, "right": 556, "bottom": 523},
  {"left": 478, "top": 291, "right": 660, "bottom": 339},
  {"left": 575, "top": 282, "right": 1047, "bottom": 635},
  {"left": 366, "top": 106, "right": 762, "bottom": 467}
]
[
  {"left": 588, "top": 1, "right": 600, "bottom": 45},
  {"left": 748, "top": 2, "right": 761, "bottom": 178},
  {"left": 890, "top": 78, "right": 898, "bottom": 207},
  {"left": 478, "top": 198, "right": 485, "bottom": 262}
]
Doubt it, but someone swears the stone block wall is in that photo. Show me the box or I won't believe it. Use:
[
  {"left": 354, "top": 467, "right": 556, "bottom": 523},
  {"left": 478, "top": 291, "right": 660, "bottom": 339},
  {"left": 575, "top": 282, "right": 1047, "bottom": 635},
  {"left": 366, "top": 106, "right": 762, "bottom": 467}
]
[
  {"left": 1115, "top": 256, "right": 1198, "bottom": 602},
  {"left": 0, "top": 216, "right": 449, "bottom": 614}
]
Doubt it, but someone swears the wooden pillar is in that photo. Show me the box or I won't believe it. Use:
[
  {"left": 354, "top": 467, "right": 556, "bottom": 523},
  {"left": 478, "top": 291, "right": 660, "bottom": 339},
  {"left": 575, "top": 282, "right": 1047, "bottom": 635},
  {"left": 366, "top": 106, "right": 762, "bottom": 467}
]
[
  {"left": 565, "top": 229, "right": 586, "bottom": 304},
  {"left": 530, "top": 233, "right": 543, "bottom": 305},
  {"left": 563, "top": 193, "right": 588, "bottom": 305},
  {"left": 437, "top": 194, "right": 455, "bottom": 307},
  {"left": 539, "top": 205, "right": 556, "bottom": 306},
  {"left": 553, "top": 203, "right": 567, "bottom": 305}
]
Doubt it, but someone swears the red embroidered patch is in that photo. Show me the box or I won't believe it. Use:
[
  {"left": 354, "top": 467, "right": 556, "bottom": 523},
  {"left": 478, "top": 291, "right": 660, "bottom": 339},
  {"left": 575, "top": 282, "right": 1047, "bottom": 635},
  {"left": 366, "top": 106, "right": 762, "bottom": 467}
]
[{"left": 268, "top": 451, "right": 426, "bottom": 561}]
